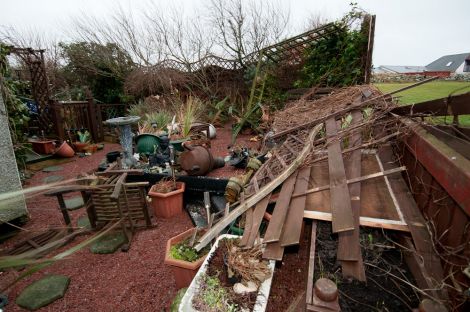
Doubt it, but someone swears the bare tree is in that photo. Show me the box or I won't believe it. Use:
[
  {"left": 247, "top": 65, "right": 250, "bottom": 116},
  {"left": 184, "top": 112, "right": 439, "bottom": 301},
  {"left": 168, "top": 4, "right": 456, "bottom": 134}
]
[
  {"left": 208, "top": 0, "right": 290, "bottom": 67},
  {"left": 304, "top": 12, "right": 330, "bottom": 31}
]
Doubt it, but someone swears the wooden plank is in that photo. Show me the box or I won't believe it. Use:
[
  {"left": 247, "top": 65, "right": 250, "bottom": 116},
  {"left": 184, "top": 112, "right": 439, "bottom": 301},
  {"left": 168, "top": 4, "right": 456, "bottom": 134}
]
[
  {"left": 292, "top": 166, "right": 406, "bottom": 198},
  {"left": 246, "top": 194, "right": 271, "bottom": 247},
  {"left": 325, "top": 117, "right": 354, "bottom": 233},
  {"left": 303, "top": 210, "right": 410, "bottom": 232},
  {"left": 378, "top": 145, "right": 447, "bottom": 300},
  {"left": 240, "top": 207, "right": 253, "bottom": 246},
  {"left": 306, "top": 221, "right": 317, "bottom": 305},
  {"left": 194, "top": 124, "right": 323, "bottom": 251},
  {"left": 392, "top": 92, "right": 470, "bottom": 117},
  {"left": 262, "top": 241, "right": 284, "bottom": 260},
  {"left": 263, "top": 172, "right": 299, "bottom": 243},
  {"left": 338, "top": 110, "right": 366, "bottom": 280},
  {"left": 280, "top": 166, "right": 311, "bottom": 246}
]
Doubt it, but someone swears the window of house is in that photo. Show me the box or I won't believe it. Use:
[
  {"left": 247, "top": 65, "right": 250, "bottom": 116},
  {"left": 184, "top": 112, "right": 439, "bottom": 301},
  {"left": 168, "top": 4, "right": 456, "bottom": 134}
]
[
  {"left": 464, "top": 60, "right": 470, "bottom": 72},
  {"left": 446, "top": 61, "right": 453, "bottom": 67}
]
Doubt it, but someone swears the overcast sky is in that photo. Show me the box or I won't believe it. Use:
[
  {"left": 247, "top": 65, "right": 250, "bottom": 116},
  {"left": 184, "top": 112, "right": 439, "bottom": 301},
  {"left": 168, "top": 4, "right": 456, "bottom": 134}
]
[{"left": 1, "top": 0, "right": 468, "bottom": 66}]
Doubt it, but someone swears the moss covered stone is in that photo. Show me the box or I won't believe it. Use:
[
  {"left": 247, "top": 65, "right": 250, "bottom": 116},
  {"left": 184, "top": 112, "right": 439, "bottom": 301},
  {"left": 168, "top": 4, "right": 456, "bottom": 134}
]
[
  {"left": 64, "top": 196, "right": 84, "bottom": 210},
  {"left": 16, "top": 275, "right": 70, "bottom": 310},
  {"left": 90, "top": 231, "right": 127, "bottom": 254}
]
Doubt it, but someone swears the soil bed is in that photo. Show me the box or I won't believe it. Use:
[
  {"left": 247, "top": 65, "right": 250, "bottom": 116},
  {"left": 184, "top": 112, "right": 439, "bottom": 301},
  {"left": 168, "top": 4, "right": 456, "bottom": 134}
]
[
  {"left": 197, "top": 238, "right": 258, "bottom": 311},
  {"left": 266, "top": 222, "right": 310, "bottom": 312},
  {"left": 315, "top": 221, "right": 420, "bottom": 311}
]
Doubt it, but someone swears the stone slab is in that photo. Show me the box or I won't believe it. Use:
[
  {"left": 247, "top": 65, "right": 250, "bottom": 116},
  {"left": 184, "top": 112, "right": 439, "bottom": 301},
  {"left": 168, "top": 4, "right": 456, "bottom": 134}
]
[
  {"left": 90, "top": 232, "right": 127, "bottom": 254},
  {"left": 42, "top": 166, "right": 63, "bottom": 172},
  {"left": 16, "top": 275, "right": 70, "bottom": 310},
  {"left": 42, "top": 175, "right": 64, "bottom": 184},
  {"left": 65, "top": 197, "right": 84, "bottom": 210}
]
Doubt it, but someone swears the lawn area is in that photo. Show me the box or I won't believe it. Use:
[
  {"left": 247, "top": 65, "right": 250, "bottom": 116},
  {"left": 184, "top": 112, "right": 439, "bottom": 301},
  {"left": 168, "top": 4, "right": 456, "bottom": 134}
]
[
  {"left": 374, "top": 81, "right": 470, "bottom": 105},
  {"left": 374, "top": 81, "right": 470, "bottom": 126}
]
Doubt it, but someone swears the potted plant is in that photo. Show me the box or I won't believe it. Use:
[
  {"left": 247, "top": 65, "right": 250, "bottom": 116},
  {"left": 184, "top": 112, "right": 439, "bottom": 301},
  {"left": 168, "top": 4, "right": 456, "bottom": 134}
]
[
  {"left": 135, "top": 112, "right": 171, "bottom": 155},
  {"left": 164, "top": 228, "right": 210, "bottom": 289},
  {"left": 148, "top": 178, "right": 185, "bottom": 218},
  {"left": 28, "top": 131, "right": 55, "bottom": 155},
  {"left": 178, "top": 235, "right": 275, "bottom": 312},
  {"left": 170, "top": 96, "right": 203, "bottom": 152},
  {"left": 74, "top": 130, "right": 91, "bottom": 152}
]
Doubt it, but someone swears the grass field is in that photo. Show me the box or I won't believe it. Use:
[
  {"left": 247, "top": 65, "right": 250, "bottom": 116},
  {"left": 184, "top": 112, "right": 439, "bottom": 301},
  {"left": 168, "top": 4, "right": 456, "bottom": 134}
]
[{"left": 374, "top": 81, "right": 470, "bottom": 126}]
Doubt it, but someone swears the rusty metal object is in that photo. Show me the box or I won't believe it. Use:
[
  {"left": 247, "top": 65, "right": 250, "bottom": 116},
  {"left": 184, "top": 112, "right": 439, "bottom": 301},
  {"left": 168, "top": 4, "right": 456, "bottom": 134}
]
[
  {"left": 179, "top": 143, "right": 225, "bottom": 176},
  {"left": 225, "top": 157, "right": 263, "bottom": 203}
]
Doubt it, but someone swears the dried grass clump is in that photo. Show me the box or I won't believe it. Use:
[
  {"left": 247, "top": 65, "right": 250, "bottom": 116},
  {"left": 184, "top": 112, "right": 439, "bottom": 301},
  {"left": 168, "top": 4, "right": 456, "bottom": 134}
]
[{"left": 225, "top": 240, "right": 271, "bottom": 286}]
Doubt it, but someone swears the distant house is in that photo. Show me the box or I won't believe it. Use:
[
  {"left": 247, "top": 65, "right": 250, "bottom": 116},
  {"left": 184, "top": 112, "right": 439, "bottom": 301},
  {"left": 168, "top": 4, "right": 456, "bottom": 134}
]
[
  {"left": 375, "top": 52, "right": 470, "bottom": 77},
  {"left": 425, "top": 52, "right": 470, "bottom": 76},
  {"left": 374, "top": 65, "right": 426, "bottom": 75}
]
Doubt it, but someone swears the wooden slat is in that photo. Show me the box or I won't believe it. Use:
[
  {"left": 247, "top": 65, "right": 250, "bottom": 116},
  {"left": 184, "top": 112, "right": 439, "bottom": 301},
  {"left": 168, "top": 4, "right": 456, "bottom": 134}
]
[
  {"left": 246, "top": 194, "right": 272, "bottom": 247},
  {"left": 262, "top": 241, "right": 284, "bottom": 260},
  {"left": 280, "top": 166, "right": 311, "bottom": 246},
  {"left": 240, "top": 207, "right": 253, "bottom": 246},
  {"left": 378, "top": 145, "right": 447, "bottom": 300},
  {"left": 303, "top": 210, "right": 409, "bottom": 232},
  {"left": 338, "top": 110, "right": 366, "bottom": 280},
  {"left": 263, "top": 172, "right": 299, "bottom": 243},
  {"left": 306, "top": 221, "right": 317, "bottom": 305},
  {"left": 325, "top": 117, "right": 354, "bottom": 233}
]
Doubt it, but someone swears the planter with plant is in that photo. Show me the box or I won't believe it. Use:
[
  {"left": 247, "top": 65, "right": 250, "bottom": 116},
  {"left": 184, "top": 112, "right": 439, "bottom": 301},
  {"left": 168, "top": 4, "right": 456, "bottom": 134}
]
[
  {"left": 178, "top": 235, "right": 275, "bottom": 312},
  {"left": 164, "top": 228, "right": 210, "bottom": 289},
  {"left": 148, "top": 178, "right": 185, "bottom": 218},
  {"left": 74, "top": 130, "right": 91, "bottom": 152},
  {"left": 169, "top": 96, "right": 203, "bottom": 152}
]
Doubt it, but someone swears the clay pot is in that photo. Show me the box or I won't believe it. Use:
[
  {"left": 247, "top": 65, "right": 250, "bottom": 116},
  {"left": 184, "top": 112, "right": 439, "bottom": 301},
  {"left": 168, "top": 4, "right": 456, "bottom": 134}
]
[
  {"left": 74, "top": 142, "right": 89, "bottom": 152},
  {"left": 164, "top": 228, "right": 207, "bottom": 289},
  {"left": 29, "top": 140, "right": 55, "bottom": 154},
  {"left": 84, "top": 144, "right": 98, "bottom": 153},
  {"left": 148, "top": 182, "right": 185, "bottom": 218},
  {"left": 55, "top": 142, "right": 75, "bottom": 158}
]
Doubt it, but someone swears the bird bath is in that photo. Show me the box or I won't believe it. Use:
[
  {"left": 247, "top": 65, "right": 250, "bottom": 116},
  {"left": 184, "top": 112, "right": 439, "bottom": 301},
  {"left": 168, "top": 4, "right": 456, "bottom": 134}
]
[{"left": 105, "top": 116, "right": 140, "bottom": 169}]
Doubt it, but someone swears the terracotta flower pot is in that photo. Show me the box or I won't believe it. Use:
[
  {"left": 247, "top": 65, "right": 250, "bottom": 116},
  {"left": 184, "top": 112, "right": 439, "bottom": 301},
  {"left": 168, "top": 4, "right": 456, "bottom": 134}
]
[
  {"left": 29, "top": 140, "right": 55, "bottom": 155},
  {"left": 73, "top": 142, "right": 89, "bottom": 152},
  {"left": 84, "top": 144, "right": 98, "bottom": 153},
  {"left": 55, "top": 142, "right": 75, "bottom": 158},
  {"left": 148, "top": 182, "right": 185, "bottom": 218},
  {"left": 164, "top": 228, "right": 207, "bottom": 289}
]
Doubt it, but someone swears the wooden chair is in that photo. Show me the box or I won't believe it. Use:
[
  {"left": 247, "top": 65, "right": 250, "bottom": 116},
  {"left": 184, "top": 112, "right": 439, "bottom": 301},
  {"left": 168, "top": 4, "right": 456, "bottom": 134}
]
[{"left": 46, "top": 171, "right": 153, "bottom": 249}]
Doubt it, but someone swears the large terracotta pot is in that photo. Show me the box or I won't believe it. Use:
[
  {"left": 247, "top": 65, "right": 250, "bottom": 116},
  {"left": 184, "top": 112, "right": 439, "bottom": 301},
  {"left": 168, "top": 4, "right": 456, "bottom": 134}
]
[
  {"left": 148, "top": 182, "right": 185, "bottom": 218},
  {"left": 55, "top": 142, "right": 75, "bottom": 158},
  {"left": 74, "top": 142, "right": 89, "bottom": 152},
  {"left": 164, "top": 228, "right": 207, "bottom": 289}
]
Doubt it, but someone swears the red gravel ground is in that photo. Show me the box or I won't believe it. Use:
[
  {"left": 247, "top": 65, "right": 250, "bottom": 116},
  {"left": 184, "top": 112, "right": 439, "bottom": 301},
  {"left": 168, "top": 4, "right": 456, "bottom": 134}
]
[{"left": 1, "top": 125, "right": 259, "bottom": 311}]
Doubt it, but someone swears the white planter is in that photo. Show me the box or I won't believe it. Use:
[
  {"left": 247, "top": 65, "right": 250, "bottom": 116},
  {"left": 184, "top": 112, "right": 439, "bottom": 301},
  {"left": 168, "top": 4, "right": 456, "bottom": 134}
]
[{"left": 179, "top": 234, "right": 275, "bottom": 312}]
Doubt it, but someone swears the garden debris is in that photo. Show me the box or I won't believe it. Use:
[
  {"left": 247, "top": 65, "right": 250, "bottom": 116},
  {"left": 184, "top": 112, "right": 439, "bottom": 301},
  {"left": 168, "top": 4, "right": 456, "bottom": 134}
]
[{"left": 225, "top": 240, "right": 271, "bottom": 286}]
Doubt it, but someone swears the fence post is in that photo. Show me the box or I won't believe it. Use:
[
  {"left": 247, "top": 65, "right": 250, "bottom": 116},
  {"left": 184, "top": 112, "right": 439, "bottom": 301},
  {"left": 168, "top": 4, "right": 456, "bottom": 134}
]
[
  {"left": 87, "top": 98, "right": 100, "bottom": 142},
  {"left": 50, "top": 99, "right": 65, "bottom": 140}
]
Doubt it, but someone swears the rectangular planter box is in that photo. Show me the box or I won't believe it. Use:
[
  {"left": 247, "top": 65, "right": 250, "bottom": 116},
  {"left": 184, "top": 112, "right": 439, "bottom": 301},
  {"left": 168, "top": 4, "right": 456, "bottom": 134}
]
[
  {"left": 29, "top": 140, "right": 55, "bottom": 155},
  {"left": 149, "top": 182, "right": 185, "bottom": 218},
  {"left": 179, "top": 234, "right": 275, "bottom": 312},
  {"left": 164, "top": 228, "right": 207, "bottom": 289}
]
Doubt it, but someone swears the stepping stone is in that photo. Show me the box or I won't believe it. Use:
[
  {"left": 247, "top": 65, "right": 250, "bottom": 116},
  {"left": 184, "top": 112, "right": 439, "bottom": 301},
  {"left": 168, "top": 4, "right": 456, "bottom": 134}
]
[
  {"left": 42, "top": 166, "right": 63, "bottom": 172},
  {"left": 76, "top": 215, "right": 91, "bottom": 230},
  {"left": 43, "top": 175, "right": 64, "bottom": 184},
  {"left": 90, "top": 232, "right": 127, "bottom": 254},
  {"left": 64, "top": 196, "right": 84, "bottom": 210},
  {"left": 16, "top": 275, "right": 70, "bottom": 310}
]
